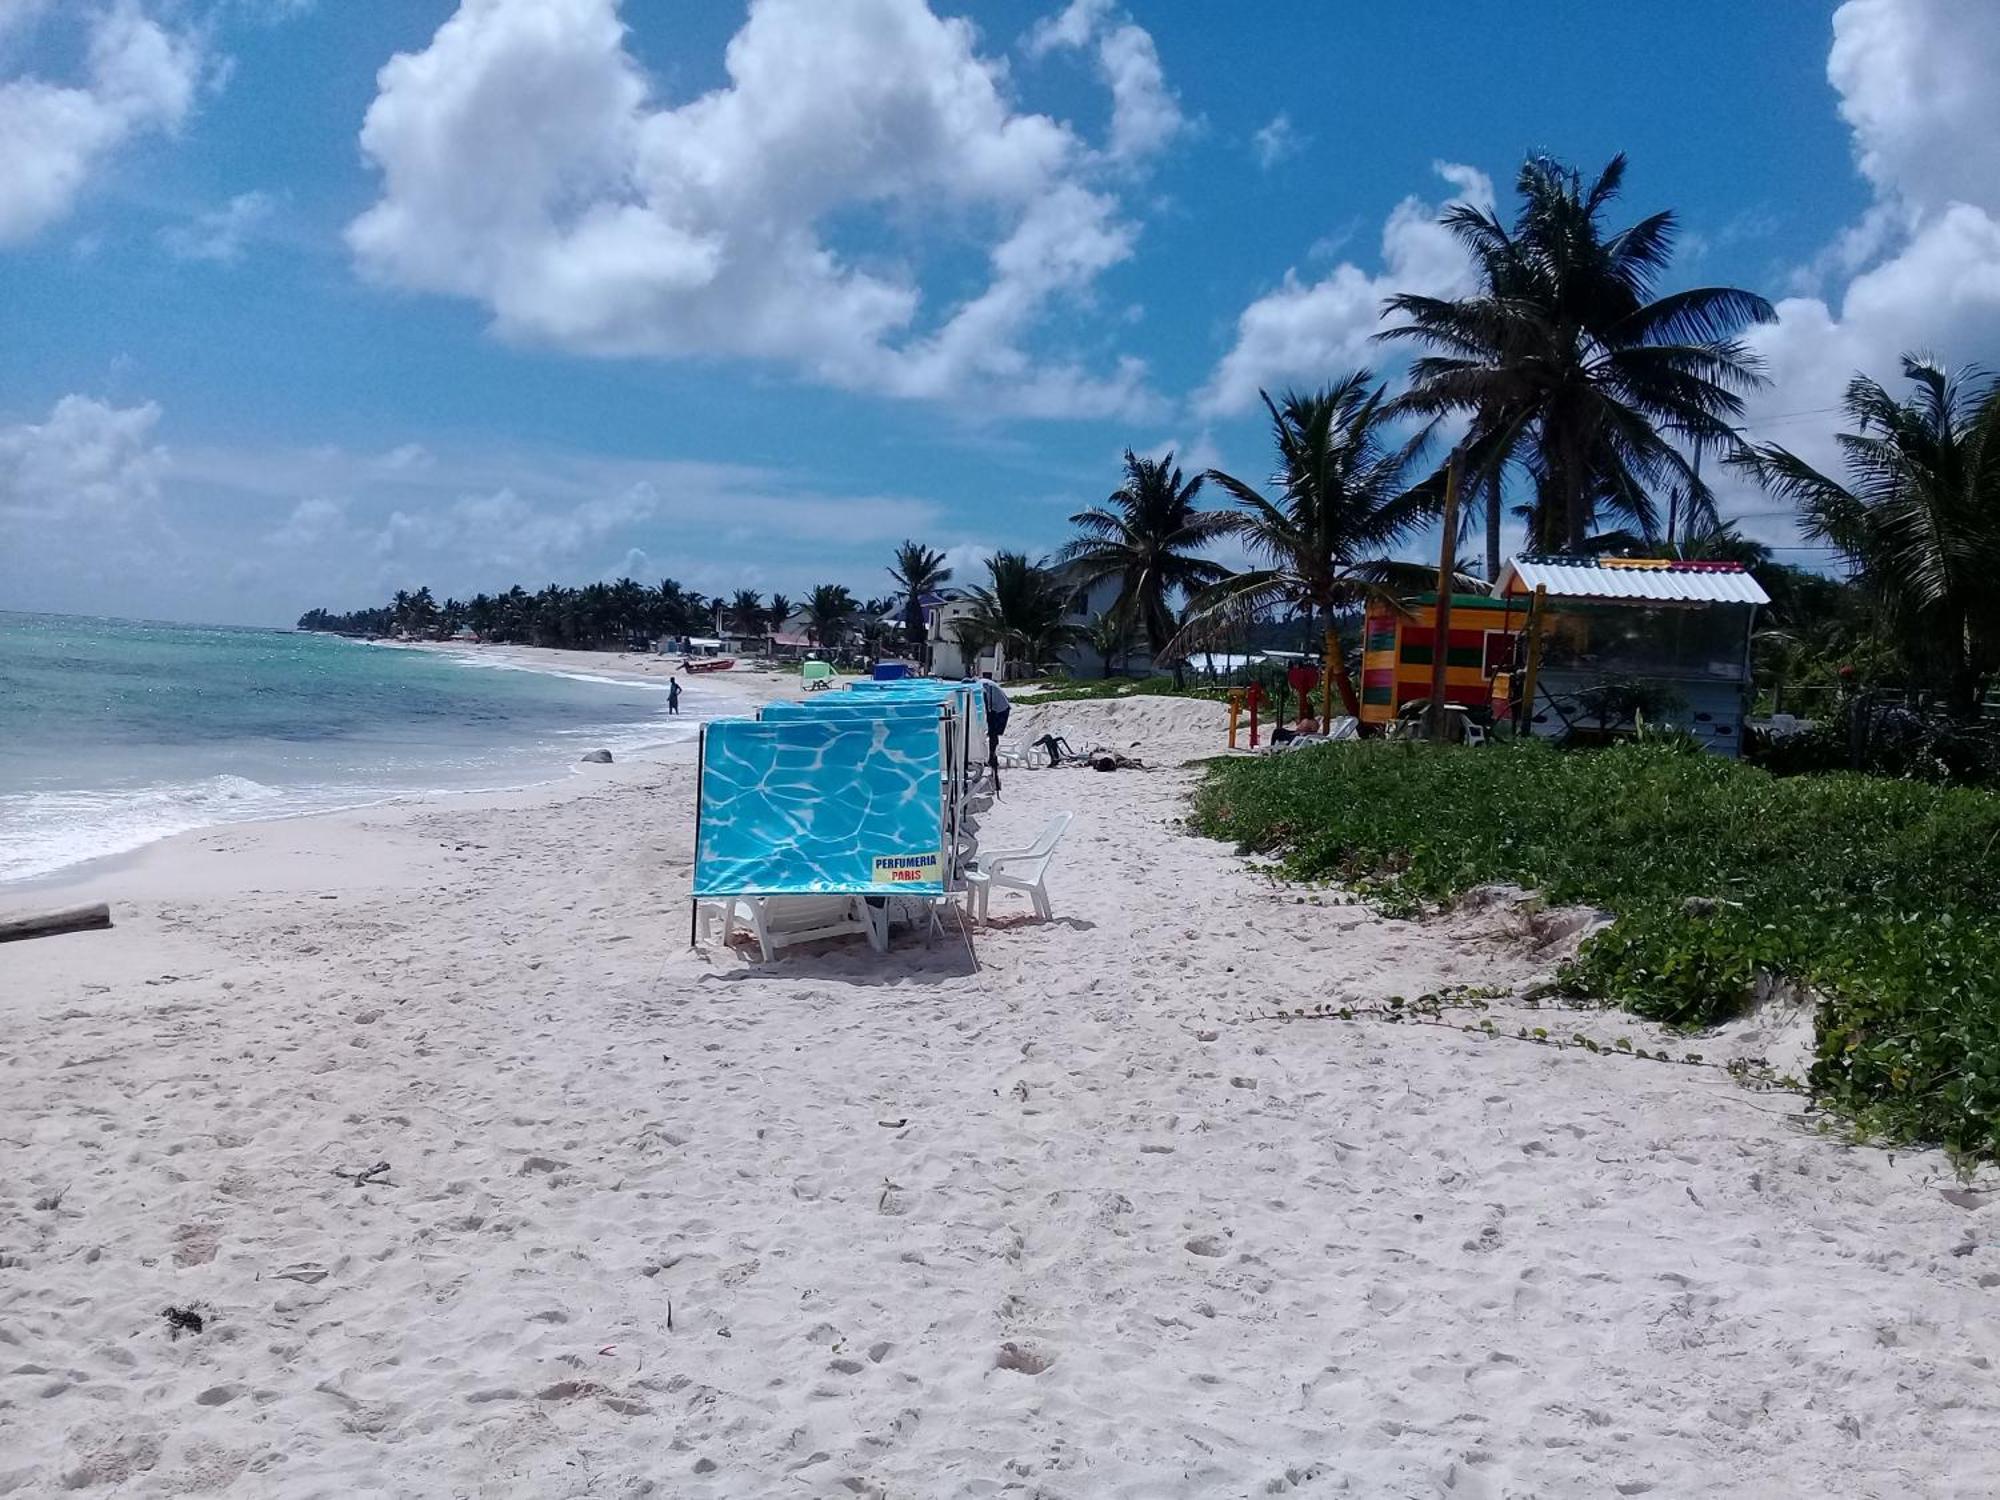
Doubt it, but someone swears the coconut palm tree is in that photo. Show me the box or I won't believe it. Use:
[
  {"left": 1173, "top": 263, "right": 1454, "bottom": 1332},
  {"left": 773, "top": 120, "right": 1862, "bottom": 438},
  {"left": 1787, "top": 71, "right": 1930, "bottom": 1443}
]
[
  {"left": 726, "top": 588, "right": 766, "bottom": 638},
  {"left": 1056, "top": 451, "right": 1233, "bottom": 662},
  {"left": 803, "top": 584, "right": 858, "bottom": 651},
  {"left": 1379, "top": 153, "right": 1775, "bottom": 565},
  {"left": 1741, "top": 357, "right": 2000, "bottom": 716},
  {"left": 887, "top": 541, "right": 952, "bottom": 665},
  {"left": 949, "top": 614, "right": 996, "bottom": 678},
  {"left": 961, "top": 552, "right": 1084, "bottom": 678},
  {"left": 766, "top": 592, "right": 793, "bottom": 637},
  {"left": 1181, "top": 374, "right": 1441, "bottom": 728},
  {"left": 403, "top": 585, "right": 441, "bottom": 638},
  {"left": 1675, "top": 518, "right": 1772, "bottom": 568},
  {"left": 1085, "top": 606, "right": 1135, "bottom": 678}
]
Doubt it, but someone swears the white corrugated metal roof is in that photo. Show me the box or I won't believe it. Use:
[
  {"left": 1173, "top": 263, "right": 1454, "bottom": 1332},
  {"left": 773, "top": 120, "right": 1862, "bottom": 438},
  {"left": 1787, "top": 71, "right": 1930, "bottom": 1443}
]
[{"left": 1497, "top": 556, "right": 1770, "bottom": 605}]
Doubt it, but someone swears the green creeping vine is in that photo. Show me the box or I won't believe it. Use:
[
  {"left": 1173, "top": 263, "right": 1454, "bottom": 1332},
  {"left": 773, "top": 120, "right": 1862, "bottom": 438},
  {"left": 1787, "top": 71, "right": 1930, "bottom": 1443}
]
[{"left": 1194, "top": 741, "right": 2000, "bottom": 1163}]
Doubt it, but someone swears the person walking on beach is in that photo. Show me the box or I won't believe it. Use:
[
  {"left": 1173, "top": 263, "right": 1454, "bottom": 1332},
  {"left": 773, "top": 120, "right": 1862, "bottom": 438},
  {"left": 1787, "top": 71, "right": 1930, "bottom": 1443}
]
[
  {"left": 668, "top": 676, "right": 682, "bottom": 716},
  {"left": 981, "top": 670, "right": 1010, "bottom": 791}
]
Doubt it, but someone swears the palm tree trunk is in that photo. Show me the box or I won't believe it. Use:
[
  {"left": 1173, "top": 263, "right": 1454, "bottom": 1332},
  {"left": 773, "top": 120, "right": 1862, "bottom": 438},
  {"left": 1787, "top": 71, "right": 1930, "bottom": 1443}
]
[
  {"left": 1485, "top": 470, "right": 1502, "bottom": 583},
  {"left": 1323, "top": 623, "right": 1359, "bottom": 729},
  {"left": 1951, "top": 609, "right": 1979, "bottom": 719}
]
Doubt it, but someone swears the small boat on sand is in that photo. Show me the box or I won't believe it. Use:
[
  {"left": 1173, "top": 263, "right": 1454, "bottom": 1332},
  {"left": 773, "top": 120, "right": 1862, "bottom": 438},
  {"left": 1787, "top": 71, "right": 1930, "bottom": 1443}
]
[{"left": 683, "top": 657, "right": 736, "bottom": 673}]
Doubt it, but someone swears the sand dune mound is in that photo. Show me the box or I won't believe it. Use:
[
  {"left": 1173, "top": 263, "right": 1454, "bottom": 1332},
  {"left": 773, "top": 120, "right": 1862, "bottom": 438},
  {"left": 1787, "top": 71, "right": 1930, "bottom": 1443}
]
[{"left": 1008, "top": 695, "right": 1230, "bottom": 764}]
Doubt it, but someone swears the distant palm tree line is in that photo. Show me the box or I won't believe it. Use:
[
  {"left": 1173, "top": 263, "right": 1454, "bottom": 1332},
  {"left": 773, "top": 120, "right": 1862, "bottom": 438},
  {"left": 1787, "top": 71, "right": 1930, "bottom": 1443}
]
[
  {"left": 298, "top": 578, "right": 903, "bottom": 656},
  {"left": 298, "top": 154, "right": 1998, "bottom": 713}
]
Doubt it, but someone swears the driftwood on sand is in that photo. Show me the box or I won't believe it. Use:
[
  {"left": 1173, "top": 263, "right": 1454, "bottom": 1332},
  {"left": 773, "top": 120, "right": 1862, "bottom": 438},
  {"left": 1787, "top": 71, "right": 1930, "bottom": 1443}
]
[{"left": 0, "top": 902, "right": 112, "bottom": 943}]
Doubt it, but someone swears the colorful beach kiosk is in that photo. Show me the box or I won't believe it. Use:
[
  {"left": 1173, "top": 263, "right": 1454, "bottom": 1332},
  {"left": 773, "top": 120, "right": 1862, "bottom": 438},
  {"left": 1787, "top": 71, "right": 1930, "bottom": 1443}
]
[{"left": 1360, "top": 556, "right": 1770, "bottom": 755}]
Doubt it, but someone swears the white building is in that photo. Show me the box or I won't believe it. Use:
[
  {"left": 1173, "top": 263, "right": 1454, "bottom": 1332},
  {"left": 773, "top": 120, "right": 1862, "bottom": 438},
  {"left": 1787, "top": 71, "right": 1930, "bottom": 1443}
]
[
  {"left": 925, "top": 594, "right": 1006, "bottom": 680},
  {"left": 1057, "top": 574, "right": 1157, "bottom": 680}
]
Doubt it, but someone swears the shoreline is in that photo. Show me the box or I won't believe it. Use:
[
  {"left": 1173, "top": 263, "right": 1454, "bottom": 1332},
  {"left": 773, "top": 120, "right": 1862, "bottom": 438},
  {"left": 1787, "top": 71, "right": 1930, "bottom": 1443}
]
[
  {"left": 1, "top": 641, "right": 778, "bottom": 899},
  {"left": 372, "top": 636, "right": 817, "bottom": 694}
]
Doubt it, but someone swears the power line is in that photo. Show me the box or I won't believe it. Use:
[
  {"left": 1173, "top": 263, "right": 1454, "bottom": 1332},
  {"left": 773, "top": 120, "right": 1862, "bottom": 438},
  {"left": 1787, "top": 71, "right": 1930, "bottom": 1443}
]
[{"left": 1741, "top": 405, "right": 1845, "bottom": 423}]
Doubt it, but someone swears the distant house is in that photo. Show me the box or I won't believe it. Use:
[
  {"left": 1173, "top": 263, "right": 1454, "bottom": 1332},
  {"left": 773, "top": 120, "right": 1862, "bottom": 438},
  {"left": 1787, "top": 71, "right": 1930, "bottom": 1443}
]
[
  {"left": 1057, "top": 574, "right": 1156, "bottom": 680},
  {"left": 925, "top": 591, "right": 1006, "bottom": 680}
]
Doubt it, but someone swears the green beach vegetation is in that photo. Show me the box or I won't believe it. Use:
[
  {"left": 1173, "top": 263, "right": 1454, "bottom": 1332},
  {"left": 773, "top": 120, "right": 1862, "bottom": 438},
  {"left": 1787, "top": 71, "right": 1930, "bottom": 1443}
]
[{"left": 1193, "top": 740, "right": 2000, "bottom": 1161}]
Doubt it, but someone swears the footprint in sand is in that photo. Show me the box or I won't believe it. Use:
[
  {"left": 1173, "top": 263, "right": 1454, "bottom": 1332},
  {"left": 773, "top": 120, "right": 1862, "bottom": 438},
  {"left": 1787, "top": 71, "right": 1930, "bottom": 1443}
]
[{"left": 994, "top": 1341, "right": 1056, "bottom": 1375}]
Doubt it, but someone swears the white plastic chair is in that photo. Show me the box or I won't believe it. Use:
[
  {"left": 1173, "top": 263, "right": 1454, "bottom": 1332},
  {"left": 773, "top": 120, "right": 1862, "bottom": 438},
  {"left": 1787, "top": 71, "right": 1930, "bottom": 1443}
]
[
  {"left": 697, "top": 895, "right": 886, "bottom": 961},
  {"left": 963, "top": 812, "right": 1072, "bottom": 926}
]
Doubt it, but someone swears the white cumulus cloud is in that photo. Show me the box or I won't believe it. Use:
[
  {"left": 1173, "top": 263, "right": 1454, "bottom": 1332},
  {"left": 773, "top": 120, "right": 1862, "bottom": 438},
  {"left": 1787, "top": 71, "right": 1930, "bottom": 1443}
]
[
  {"left": 1024, "top": 0, "right": 1182, "bottom": 164},
  {"left": 1826, "top": 0, "right": 2000, "bottom": 215},
  {"left": 0, "top": 393, "right": 167, "bottom": 522},
  {"left": 347, "top": 0, "right": 1176, "bottom": 419},
  {"left": 161, "top": 190, "right": 275, "bottom": 264},
  {"left": 1730, "top": 0, "right": 2000, "bottom": 524},
  {"left": 1252, "top": 113, "right": 1303, "bottom": 170},
  {"left": 1195, "top": 162, "right": 1496, "bottom": 417},
  {"left": 0, "top": 1, "right": 201, "bottom": 246}
]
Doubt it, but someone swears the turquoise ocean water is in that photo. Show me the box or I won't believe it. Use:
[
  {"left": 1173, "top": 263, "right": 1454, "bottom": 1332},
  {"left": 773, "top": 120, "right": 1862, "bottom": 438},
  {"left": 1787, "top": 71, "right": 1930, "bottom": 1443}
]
[{"left": 0, "top": 613, "right": 707, "bottom": 883}]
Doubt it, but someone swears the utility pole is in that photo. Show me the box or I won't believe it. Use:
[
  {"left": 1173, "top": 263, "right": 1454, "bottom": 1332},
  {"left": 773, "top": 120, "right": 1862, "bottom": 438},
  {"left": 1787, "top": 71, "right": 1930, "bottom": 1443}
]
[
  {"left": 1428, "top": 450, "right": 1463, "bottom": 742},
  {"left": 1518, "top": 584, "right": 1548, "bottom": 737}
]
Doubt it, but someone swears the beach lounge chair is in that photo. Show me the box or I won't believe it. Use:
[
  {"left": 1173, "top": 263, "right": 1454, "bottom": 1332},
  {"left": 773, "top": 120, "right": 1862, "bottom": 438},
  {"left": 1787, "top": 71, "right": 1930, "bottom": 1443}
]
[
  {"left": 964, "top": 812, "right": 1072, "bottom": 926},
  {"left": 801, "top": 660, "right": 835, "bottom": 690},
  {"left": 698, "top": 894, "right": 887, "bottom": 962}
]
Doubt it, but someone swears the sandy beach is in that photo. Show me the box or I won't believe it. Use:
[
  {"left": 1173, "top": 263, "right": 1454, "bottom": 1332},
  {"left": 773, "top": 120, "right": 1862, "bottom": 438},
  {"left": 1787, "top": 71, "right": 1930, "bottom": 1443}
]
[{"left": 4, "top": 682, "right": 1999, "bottom": 1498}]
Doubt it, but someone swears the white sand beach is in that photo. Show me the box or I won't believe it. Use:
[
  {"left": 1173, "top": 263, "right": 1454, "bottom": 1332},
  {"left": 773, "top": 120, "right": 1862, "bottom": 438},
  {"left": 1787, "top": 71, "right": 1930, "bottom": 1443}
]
[{"left": 4, "top": 692, "right": 1998, "bottom": 1497}]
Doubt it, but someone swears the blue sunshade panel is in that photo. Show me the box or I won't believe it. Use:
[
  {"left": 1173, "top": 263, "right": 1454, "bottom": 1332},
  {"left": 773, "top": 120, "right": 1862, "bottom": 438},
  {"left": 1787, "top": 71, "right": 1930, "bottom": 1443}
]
[
  {"left": 693, "top": 717, "right": 949, "bottom": 898},
  {"left": 758, "top": 700, "right": 946, "bottom": 723},
  {"left": 787, "top": 678, "right": 988, "bottom": 768}
]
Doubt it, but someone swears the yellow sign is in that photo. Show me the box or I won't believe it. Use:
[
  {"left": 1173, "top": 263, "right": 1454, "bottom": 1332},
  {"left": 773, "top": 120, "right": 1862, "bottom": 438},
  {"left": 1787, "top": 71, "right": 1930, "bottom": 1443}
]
[{"left": 872, "top": 853, "right": 940, "bottom": 885}]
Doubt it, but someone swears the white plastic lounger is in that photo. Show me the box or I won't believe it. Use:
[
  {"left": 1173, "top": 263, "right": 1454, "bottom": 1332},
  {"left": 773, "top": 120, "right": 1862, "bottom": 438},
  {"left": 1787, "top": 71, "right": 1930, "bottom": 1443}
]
[
  {"left": 698, "top": 894, "right": 887, "bottom": 961},
  {"left": 964, "top": 812, "right": 1072, "bottom": 926}
]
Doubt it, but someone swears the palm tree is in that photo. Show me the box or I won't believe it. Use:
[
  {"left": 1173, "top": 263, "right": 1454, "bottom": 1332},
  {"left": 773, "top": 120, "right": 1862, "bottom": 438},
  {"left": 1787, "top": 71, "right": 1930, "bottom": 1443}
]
[
  {"left": 803, "top": 584, "right": 858, "bottom": 651},
  {"left": 766, "top": 592, "right": 793, "bottom": 638},
  {"left": 949, "top": 614, "right": 996, "bottom": 678},
  {"left": 1085, "top": 606, "right": 1135, "bottom": 678},
  {"left": 887, "top": 541, "right": 952, "bottom": 665},
  {"left": 405, "top": 585, "right": 440, "bottom": 638},
  {"left": 1380, "top": 153, "right": 1775, "bottom": 565},
  {"left": 1741, "top": 357, "right": 2000, "bottom": 717},
  {"left": 1182, "top": 375, "right": 1441, "bottom": 728},
  {"left": 1675, "top": 518, "right": 1772, "bottom": 568},
  {"left": 726, "top": 588, "right": 766, "bottom": 638},
  {"left": 961, "top": 552, "right": 1085, "bottom": 678},
  {"left": 1056, "top": 451, "right": 1232, "bottom": 663},
  {"left": 653, "top": 578, "right": 692, "bottom": 636}
]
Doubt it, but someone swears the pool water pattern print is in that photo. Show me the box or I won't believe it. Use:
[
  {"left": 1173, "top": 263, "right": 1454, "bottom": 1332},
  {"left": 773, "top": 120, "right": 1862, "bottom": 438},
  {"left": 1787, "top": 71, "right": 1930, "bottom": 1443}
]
[{"left": 694, "top": 716, "right": 948, "bottom": 897}]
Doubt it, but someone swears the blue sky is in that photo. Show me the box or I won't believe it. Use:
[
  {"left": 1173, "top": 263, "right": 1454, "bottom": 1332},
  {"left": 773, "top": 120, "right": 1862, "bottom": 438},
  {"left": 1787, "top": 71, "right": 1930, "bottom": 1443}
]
[{"left": 3, "top": 0, "right": 1998, "bottom": 626}]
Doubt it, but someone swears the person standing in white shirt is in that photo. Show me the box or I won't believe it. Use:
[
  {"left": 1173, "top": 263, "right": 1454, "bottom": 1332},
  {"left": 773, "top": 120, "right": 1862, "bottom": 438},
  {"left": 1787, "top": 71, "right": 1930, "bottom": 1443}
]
[{"left": 980, "top": 671, "right": 1011, "bottom": 791}]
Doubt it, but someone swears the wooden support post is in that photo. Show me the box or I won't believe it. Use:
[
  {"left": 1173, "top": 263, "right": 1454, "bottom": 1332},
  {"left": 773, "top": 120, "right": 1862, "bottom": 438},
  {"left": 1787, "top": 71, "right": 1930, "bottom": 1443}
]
[
  {"left": 0, "top": 902, "right": 111, "bottom": 943},
  {"left": 1427, "top": 451, "right": 1462, "bottom": 742},
  {"left": 689, "top": 725, "right": 708, "bottom": 947},
  {"left": 1518, "top": 584, "right": 1548, "bottom": 736},
  {"left": 1321, "top": 622, "right": 1340, "bottom": 734},
  {"left": 1227, "top": 689, "right": 1243, "bottom": 749}
]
